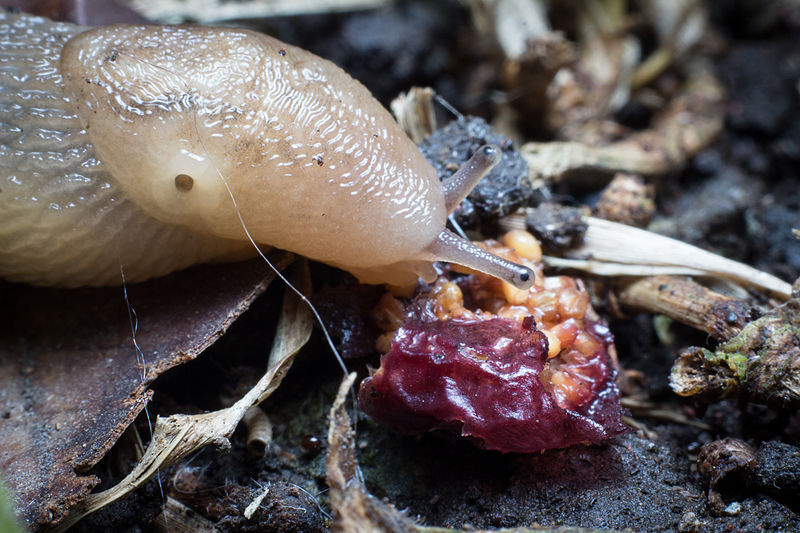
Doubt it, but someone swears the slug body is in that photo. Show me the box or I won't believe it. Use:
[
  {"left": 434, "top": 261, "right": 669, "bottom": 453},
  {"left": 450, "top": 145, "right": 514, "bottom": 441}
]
[{"left": 0, "top": 12, "right": 532, "bottom": 289}]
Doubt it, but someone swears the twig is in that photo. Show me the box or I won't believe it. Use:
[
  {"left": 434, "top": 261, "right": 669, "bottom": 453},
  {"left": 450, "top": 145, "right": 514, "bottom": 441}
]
[
  {"left": 615, "top": 275, "right": 760, "bottom": 342},
  {"left": 521, "top": 60, "right": 724, "bottom": 185}
]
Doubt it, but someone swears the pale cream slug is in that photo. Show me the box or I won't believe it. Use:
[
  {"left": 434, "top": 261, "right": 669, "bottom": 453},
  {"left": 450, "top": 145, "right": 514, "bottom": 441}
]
[{"left": 0, "top": 11, "right": 534, "bottom": 289}]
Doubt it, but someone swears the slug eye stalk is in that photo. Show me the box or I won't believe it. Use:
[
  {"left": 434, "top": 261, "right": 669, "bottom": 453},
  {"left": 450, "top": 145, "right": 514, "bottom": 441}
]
[
  {"left": 423, "top": 229, "right": 535, "bottom": 290},
  {"left": 426, "top": 145, "right": 535, "bottom": 290},
  {"left": 441, "top": 144, "right": 502, "bottom": 213}
]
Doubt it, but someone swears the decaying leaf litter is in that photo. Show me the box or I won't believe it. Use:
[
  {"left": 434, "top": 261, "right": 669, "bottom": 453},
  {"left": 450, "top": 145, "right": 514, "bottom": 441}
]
[
  {"left": 1, "top": 0, "right": 800, "bottom": 531},
  {"left": 0, "top": 255, "right": 292, "bottom": 528}
]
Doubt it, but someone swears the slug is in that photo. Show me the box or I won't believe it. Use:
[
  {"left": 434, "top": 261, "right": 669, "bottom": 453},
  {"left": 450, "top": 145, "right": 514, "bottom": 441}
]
[{"left": 0, "top": 12, "right": 534, "bottom": 289}]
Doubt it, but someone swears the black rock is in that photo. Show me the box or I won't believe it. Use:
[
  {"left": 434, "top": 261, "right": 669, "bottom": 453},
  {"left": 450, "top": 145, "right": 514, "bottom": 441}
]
[{"left": 419, "top": 116, "right": 535, "bottom": 229}]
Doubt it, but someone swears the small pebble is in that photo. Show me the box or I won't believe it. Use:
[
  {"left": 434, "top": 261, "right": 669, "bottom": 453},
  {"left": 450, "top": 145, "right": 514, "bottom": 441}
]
[{"left": 723, "top": 501, "right": 742, "bottom": 516}]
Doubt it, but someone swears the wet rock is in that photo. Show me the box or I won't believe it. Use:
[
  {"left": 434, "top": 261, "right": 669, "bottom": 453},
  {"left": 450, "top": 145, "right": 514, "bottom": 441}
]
[
  {"left": 420, "top": 116, "right": 535, "bottom": 229},
  {"left": 524, "top": 202, "right": 588, "bottom": 251}
]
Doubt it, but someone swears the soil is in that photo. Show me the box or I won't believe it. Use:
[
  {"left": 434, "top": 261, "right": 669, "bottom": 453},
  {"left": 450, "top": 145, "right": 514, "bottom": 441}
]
[{"left": 57, "top": 0, "right": 800, "bottom": 531}]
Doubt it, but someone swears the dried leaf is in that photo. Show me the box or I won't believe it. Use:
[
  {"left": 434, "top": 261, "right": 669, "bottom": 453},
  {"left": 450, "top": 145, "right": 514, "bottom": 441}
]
[
  {"left": 0, "top": 255, "right": 291, "bottom": 529},
  {"left": 48, "top": 260, "right": 313, "bottom": 532}
]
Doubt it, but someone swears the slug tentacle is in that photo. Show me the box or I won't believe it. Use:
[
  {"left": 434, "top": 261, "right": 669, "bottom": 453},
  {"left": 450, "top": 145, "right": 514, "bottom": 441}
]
[
  {"left": 422, "top": 230, "right": 535, "bottom": 290},
  {"left": 441, "top": 144, "right": 502, "bottom": 213}
]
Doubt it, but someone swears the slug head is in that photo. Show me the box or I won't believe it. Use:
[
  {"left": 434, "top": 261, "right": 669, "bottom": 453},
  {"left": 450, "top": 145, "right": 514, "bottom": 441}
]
[
  {"left": 60, "top": 24, "right": 449, "bottom": 269},
  {"left": 345, "top": 145, "right": 535, "bottom": 290},
  {"left": 60, "top": 24, "right": 265, "bottom": 241}
]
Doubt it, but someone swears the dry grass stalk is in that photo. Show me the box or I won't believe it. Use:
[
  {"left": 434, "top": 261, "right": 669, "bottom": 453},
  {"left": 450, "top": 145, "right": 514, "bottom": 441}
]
[
  {"left": 326, "top": 373, "right": 417, "bottom": 533},
  {"left": 503, "top": 216, "right": 791, "bottom": 300},
  {"left": 463, "top": 0, "right": 550, "bottom": 60},
  {"left": 521, "top": 59, "right": 724, "bottom": 185},
  {"left": 632, "top": 0, "right": 708, "bottom": 88},
  {"left": 620, "top": 397, "right": 712, "bottom": 431},
  {"left": 391, "top": 87, "right": 438, "bottom": 144}
]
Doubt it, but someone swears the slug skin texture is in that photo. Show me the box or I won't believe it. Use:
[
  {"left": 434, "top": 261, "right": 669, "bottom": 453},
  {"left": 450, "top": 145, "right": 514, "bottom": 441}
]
[{"left": 1, "top": 12, "right": 532, "bottom": 289}]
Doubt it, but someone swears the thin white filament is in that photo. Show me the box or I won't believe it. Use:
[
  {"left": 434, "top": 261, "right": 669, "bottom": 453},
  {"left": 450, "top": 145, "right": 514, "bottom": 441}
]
[
  {"left": 119, "top": 263, "right": 168, "bottom": 530},
  {"left": 190, "top": 115, "right": 349, "bottom": 377}
]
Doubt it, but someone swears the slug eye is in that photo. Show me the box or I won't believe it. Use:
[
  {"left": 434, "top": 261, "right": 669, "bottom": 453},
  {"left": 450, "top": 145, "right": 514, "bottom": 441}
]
[
  {"left": 515, "top": 266, "right": 535, "bottom": 290},
  {"left": 174, "top": 174, "right": 194, "bottom": 192}
]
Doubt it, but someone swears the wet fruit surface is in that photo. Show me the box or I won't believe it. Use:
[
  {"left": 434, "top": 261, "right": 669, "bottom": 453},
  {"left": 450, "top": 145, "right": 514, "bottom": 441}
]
[{"left": 358, "top": 231, "right": 627, "bottom": 452}]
